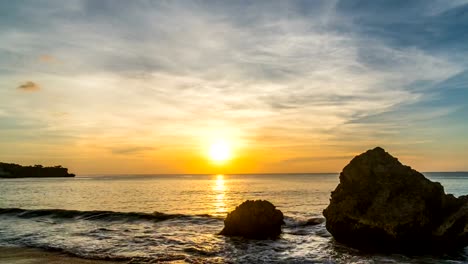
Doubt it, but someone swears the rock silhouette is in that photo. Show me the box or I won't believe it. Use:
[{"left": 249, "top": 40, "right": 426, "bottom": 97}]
[
  {"left": 220, "top": 200, "right": 284, "bottom": 239},
  {"left": 323, "top": 147, "right": 468, "bottom": 252}
]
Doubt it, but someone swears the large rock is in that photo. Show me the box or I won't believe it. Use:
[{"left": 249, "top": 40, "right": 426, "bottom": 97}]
[
  {"left": 220, "top": 200, "right": 284, "bottom": 239},
  {"left": 323, "top": 147, "right": 468, "bottom": 252}
]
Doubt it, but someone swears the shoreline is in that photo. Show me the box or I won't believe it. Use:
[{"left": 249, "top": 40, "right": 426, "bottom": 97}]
[{"left": 0, "top": 247, "right": 122, "bottom": 264}]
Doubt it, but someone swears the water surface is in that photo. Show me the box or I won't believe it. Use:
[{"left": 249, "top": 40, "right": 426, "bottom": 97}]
[{"left": 0, "top": 173, "right": 467, "bottom": 263}]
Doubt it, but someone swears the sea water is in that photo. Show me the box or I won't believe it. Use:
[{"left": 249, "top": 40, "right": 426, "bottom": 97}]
[{"left": 0, "top": 173, "right": 467, "bottom": 263}]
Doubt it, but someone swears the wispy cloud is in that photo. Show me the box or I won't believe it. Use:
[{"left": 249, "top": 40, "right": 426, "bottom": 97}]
[
  {"left": 17, "top": 81, "right": 40, "bottom": 92},
  {"left": 110, "top": 146, "right": 156, "bottom": 155},
  {"left": 282, "top": 155, "right": 353, "bottom": 163}
]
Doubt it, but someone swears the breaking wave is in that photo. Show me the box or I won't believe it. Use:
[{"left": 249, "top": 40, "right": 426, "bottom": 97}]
[{"left": 0, "top": 207, "right": 216, "bottom": 222}]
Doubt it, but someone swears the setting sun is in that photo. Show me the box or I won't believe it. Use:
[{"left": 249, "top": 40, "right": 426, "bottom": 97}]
[{"left": 208, "top": 140, "right": 232, "bottom": 164}]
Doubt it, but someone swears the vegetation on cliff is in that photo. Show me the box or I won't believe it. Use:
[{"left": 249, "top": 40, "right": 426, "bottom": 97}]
[{"left": 0, "top": 162, "right": 75, "bottom": 178}]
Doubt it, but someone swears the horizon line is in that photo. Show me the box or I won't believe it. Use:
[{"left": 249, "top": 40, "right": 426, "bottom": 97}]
[{"left": 76, "top": 171, "right": 468, "bottom": 177}]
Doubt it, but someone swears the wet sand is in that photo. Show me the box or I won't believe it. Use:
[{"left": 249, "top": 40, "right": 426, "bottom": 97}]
[{"left": 0, "top": 247, "right": 121, "bottom": 264}]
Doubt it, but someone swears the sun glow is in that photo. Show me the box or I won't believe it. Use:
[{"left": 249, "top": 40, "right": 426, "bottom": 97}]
[{"left": 208, "top": 140, "right": 232, "bottom": 164}]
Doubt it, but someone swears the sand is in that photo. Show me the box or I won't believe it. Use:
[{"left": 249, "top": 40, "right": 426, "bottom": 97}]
[{"left": 0, "top": 247, "right": 121, "bottom": 264}]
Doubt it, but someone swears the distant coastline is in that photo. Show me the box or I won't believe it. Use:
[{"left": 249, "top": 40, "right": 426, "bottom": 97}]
[{"left": 0, "top": 162, "right": 75, "bottom": 178}]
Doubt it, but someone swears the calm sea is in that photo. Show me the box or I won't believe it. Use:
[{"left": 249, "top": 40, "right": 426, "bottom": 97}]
[{"left": 0, "top": 173, "right": 467, "bottom": 263}]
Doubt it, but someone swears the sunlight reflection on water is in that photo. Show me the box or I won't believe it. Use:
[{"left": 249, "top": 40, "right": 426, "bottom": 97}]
[{"left": 212, "top": 174, "right": 227, "bottom": 217}]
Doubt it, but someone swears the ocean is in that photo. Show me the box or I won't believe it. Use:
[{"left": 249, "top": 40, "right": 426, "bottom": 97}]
[{"left": 0, "top": 173, "right": 467, "bottom": 263}]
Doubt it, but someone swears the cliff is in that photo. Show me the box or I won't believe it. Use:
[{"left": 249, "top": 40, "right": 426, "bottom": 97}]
[{"left": 0, "top": 162, "right": 75, "bottom": 178}]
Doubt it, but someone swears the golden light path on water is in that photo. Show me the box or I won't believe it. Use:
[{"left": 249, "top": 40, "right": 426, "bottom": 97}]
[{"left": 212, "top": 174, "right": 227, "bottom": 216}]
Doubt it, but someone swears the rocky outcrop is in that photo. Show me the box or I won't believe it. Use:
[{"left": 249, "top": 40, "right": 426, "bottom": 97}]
[
  {"left": 220, "top": 200, "right": 284, "bottom": 239},
  {"left": 323, "top": 147, "right": 468, "bottom": 252},
  {"left": 0, "top": 162, "right": 75, "bottom": 178}
]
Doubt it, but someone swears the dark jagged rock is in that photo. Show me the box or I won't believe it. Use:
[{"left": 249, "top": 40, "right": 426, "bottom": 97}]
[
  {"left": 0, "top": 162, "right": 75, "bottom": 178},
  {"left": 220, "top": 200, "right": 284, "bottom": 239},
  {"left": 323, "top": 147, "right": 468, "bottom": 252}
]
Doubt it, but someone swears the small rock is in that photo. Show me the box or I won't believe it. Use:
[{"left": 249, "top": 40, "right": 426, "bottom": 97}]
[{"left": 220, "top": 200, "right": 284, "bottom": 239}]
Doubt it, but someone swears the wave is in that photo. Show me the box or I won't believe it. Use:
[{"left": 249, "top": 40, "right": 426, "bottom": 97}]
[
  {"left": 284, "top": 216, "right": 325, "bottom": 227},
  {"left": 0, "top": 207, "right": 217, "bottom": 222},
  {"left": 0, "top": 207, "right": 326, "bottom": 228}
]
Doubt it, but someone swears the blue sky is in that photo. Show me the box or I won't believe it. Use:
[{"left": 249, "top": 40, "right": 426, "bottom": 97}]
[{"left": 0, "top": 0, "right": 467, "bottom": 173}]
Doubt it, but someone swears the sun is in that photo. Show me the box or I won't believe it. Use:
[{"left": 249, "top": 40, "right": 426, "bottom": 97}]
[{"left": 208, "top": 140, "right": 232, "bottom": 164}]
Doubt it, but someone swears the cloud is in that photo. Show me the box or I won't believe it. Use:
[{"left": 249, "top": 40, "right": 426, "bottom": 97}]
[
  {"left": 17, "top": 81, "right": 40, "bottom": 91},
  {"left": 39, "top": 55, "right": 57, "bottom": 63},
  {"left": 2, "top": 2, "right": 463, "bottom": 125},
  {"left": 334, "top": 0, "right": 468, "bottom": 56},
  {"left": 110, "top": 146, "right": 156, "bottom": 155},
  {"left": 282, "top": 156, "right": 353, "bottom": 163}
]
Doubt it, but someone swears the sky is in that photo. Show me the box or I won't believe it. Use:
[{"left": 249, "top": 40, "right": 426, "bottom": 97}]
[{"left": 1, "top": 0, "right": 468, "bottom": 174}]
